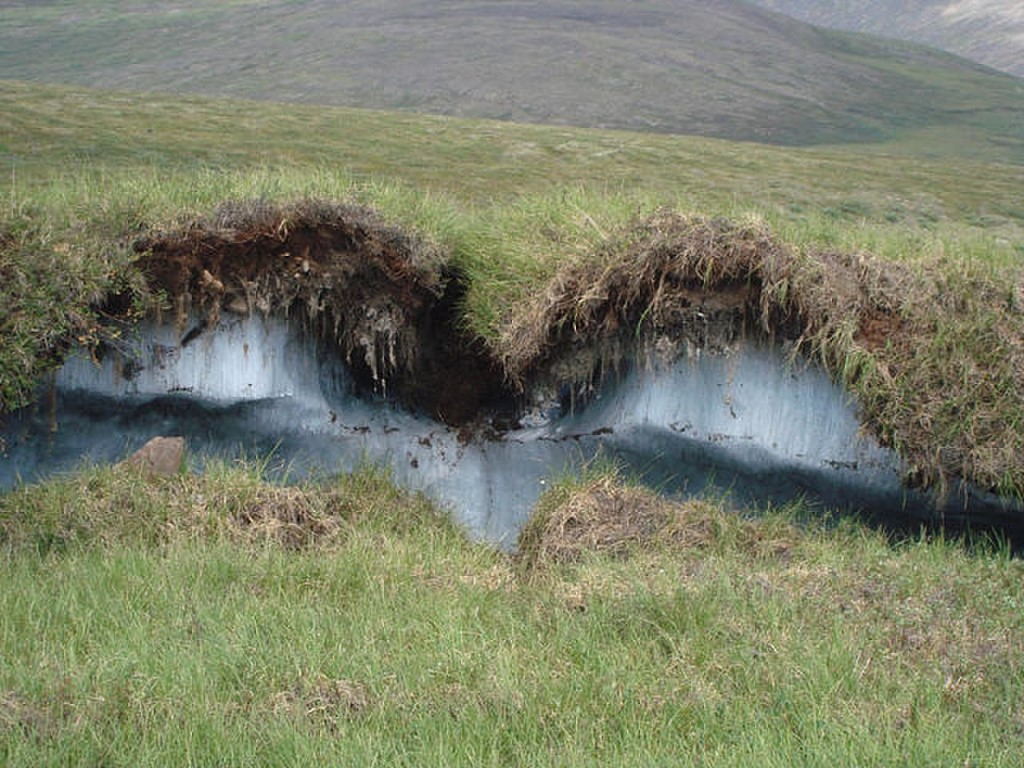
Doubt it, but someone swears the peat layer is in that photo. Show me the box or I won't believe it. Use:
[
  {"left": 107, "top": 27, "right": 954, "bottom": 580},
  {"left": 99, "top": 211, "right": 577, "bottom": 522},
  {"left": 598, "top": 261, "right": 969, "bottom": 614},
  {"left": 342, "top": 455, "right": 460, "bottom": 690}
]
[
  {"left": 130, "top": 200, "right": 507, "bottom": 425},
  {"left": 14, "top": 200, "right": 1024, "bottom": 502}
]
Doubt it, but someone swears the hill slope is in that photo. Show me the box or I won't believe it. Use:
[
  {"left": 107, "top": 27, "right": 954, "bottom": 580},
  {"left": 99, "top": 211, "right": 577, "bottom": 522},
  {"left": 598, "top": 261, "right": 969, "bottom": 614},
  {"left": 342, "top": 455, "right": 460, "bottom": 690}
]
[
  {"left": 1, "top": 0, "right": 1022, "bottom": 154},
  {"left": 3, "top": 79, "right": 1023, "bottom": 230},
  {"left": 750, "top": 0, "right": 1024, "bottom": 78}
]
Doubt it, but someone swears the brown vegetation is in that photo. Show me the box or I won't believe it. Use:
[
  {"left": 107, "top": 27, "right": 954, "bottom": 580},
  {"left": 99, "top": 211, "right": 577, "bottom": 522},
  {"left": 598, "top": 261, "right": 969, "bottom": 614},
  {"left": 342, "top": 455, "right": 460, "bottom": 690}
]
[
  {"left": 516, "top": 473, "right": 797, "bottom": 574},
  {"left": 132, "top": 200, "right": 506, "bottom": 423},
  {"left": 268, "top": 676, "right": 372, "bottom": 729}
]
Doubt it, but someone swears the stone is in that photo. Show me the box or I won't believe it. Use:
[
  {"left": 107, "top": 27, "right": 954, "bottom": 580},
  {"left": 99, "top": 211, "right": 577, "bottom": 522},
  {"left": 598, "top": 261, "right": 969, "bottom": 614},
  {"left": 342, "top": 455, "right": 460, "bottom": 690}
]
[{"left": 123, "top": 436, "right": 186, "bottom": 478}]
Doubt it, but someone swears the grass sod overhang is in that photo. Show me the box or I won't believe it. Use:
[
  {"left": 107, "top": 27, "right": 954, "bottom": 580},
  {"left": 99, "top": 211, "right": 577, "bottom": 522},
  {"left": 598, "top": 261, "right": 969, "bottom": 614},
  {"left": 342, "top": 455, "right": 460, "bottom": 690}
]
[
  {"left": 497, "top": 211, "right": 1024, "bottom": 500},
  {"left": 0, "top": 218, "right": 143, "bottom": 413},
  {"left": 2, "top": 199, "right": 1023, "bottom": 502},
  {"left": 129, "top": 199, "right": 507, "bottom": 424}
]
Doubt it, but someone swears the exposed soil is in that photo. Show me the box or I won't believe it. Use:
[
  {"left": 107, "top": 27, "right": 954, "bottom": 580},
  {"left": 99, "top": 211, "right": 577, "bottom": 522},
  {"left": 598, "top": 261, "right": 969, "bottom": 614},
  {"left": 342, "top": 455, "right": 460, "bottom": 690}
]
[{"left": 131, "top": 200, "right": 509, "bottom": 425}]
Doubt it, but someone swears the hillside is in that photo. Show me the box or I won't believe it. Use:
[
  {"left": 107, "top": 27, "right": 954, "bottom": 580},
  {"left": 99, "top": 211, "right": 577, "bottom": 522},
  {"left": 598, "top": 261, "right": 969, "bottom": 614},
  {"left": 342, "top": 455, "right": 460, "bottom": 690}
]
[
  {"left": 3, "top": 80, "right": 1022, "bottom": 230},
  {"left": 1, "top": 77, "right": 1024, "bottom": 765},
  {"left": 751, "top": 0, "right": 1024, "bottom": 78},
  {"left": 1, "top": 0, "right": 1022, "bottom": 157}
]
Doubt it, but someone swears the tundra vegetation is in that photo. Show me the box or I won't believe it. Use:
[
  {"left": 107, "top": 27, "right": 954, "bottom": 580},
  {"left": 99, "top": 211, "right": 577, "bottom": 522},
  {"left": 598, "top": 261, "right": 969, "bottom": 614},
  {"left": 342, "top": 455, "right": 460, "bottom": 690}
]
[
  {"left": 1, "top": 79, "right": 1024, "bottom": 764},
  {"left": 3, "top": 0, "right": 1023, "bottom": 156}
]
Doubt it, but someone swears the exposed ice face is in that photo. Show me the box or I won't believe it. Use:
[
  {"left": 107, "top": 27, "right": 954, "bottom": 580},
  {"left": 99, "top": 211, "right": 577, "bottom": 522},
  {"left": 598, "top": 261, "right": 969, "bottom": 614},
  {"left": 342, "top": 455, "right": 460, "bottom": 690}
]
[
  {"left": 562, "top": 343, "right": 901, "bottom": 488},
  {"left": 2, "top": 313, "right": 1018, "bottom": 548},
  {"left": 57, "top": 314, "right": 317, "bottom": 402}
]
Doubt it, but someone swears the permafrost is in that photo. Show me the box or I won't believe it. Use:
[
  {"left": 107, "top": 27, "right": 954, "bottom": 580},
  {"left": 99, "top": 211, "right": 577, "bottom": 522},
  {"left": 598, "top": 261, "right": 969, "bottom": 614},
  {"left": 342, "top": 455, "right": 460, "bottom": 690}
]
[{"left": 2, "top": 313, "right": 1019, "bottom": 548}]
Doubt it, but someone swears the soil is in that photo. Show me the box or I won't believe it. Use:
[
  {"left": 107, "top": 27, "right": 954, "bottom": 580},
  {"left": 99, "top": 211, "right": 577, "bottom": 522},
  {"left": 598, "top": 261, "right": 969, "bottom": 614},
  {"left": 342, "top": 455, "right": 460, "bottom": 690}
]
[{"left": 131, "top": 201, "right": 511, "bottom": 425}]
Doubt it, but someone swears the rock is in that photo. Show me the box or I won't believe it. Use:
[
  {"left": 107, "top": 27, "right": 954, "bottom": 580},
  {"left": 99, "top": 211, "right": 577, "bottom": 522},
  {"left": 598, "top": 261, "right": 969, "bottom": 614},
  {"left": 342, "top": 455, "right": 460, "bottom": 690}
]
[{"left": 123, "top": 436, "right": 186, "bottom": 478}]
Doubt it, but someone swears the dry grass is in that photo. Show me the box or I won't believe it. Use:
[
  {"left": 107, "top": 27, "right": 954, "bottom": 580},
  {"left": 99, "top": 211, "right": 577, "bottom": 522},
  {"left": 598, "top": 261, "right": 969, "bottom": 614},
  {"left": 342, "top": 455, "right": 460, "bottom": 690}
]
[
  {"left": 267, "top": 676, "right": 373, "bottom": 730},
  {"left": 228, "top": 485, "right": 347, "bottom": 550},
  {"left": 500, "top": 213, "right": 775, "bottom": 383},
  {"left": 517, "top": 472, "right": 798, "bottom": 576}
]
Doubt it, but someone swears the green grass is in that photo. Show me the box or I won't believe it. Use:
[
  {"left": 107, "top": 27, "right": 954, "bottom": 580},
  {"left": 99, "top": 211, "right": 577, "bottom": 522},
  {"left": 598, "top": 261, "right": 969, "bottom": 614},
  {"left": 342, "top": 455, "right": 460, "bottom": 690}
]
[
  {"left": 4, "top": 79, "right": 1024, "bottom": 218},
  {"left": 2, "top": 0, "right": 1022, "bottom": 159},
  {"left": 1, "top": 464, "right": 1022, "bottom": 766}
]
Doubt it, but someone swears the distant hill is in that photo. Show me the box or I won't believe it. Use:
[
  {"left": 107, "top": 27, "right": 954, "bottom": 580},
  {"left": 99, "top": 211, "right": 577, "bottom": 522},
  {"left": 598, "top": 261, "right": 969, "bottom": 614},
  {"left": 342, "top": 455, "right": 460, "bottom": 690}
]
[
  {"left": 750, "top": 0, "right": 1024, "bottom": 78},
  {"left": 1, "top": 0, "right": 1022, "bottom": 154}
]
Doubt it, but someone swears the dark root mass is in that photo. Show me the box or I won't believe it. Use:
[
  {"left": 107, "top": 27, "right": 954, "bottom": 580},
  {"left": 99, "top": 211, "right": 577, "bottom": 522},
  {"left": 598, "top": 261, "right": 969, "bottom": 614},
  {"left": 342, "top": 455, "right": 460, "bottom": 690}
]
[{"left": 132, "top": 199, "right": 508, "bottom": 424}]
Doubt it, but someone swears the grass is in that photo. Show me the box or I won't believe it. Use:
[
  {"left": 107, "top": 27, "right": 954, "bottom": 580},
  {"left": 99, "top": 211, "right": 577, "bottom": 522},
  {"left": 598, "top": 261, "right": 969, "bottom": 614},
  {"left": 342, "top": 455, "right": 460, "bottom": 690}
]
[
  {"left": 2, "top": 0, "right": 1022, "bottom": 158},
  {"left": 0, "top": 76, "right": 1022, "bottom": 763},
  {"left": 0, "top": 75, "right": 1015, "bottom": 765},
  {"left": 1, "top": 463, "right": 1022, "bottom": 765},
  {"left": 4, "top": 80, "right": 1024, "bottom": 216}
]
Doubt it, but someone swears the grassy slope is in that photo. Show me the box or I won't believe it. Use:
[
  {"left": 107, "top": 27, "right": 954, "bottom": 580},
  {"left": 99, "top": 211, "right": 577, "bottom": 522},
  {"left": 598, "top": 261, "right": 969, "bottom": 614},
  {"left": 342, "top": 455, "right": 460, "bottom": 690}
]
[
  {"left": 3, "top": 80, "right": 1023, "bottom": 227},
  {"left": 1, "top": 0, "right": 1022, "bottom": 161},
  {"left": 0, "top": 74, "right": 1023, "bottom": 763},
  {"left": 751, "top": 0, "right": 1024, "bottom": 78}
]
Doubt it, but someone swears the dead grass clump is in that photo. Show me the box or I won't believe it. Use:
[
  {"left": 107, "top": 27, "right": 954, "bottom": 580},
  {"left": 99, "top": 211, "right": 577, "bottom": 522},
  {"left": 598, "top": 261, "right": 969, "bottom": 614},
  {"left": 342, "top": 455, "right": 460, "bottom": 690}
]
[
  {"left": 230, "top": 485, "right": 346, "bottom": 550},
  {"left": 0, "top": 690, "right": 58, "bottom": 739},
  {"left": 517, "top": 474, "right": 774, "bottom": 573},
  {"left": 521, "top": 476, "right": 680, "bottom": 564},
  {"left": 268, "top": 676, "right": 372, "bottom": 730}
]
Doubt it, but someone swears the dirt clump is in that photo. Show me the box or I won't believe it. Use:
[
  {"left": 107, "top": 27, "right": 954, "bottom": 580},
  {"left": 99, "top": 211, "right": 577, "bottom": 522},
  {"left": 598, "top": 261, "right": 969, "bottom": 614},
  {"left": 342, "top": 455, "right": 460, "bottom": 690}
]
[{"left": 132, "top": 199, "right": 507, "bottom": 423}]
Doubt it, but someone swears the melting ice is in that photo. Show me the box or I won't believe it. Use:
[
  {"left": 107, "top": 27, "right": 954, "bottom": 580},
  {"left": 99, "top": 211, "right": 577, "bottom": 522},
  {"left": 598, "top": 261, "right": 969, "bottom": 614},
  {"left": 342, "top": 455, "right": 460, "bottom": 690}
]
[{"left": 1, "top": 313, "right": 1018, "bottom": 547}]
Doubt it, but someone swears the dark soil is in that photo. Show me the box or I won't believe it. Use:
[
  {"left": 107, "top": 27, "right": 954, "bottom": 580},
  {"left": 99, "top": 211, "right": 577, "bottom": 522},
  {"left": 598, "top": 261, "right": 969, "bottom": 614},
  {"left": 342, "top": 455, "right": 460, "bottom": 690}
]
[{"left": 132, "top": 200, "right": 512, "bottom": 425}]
